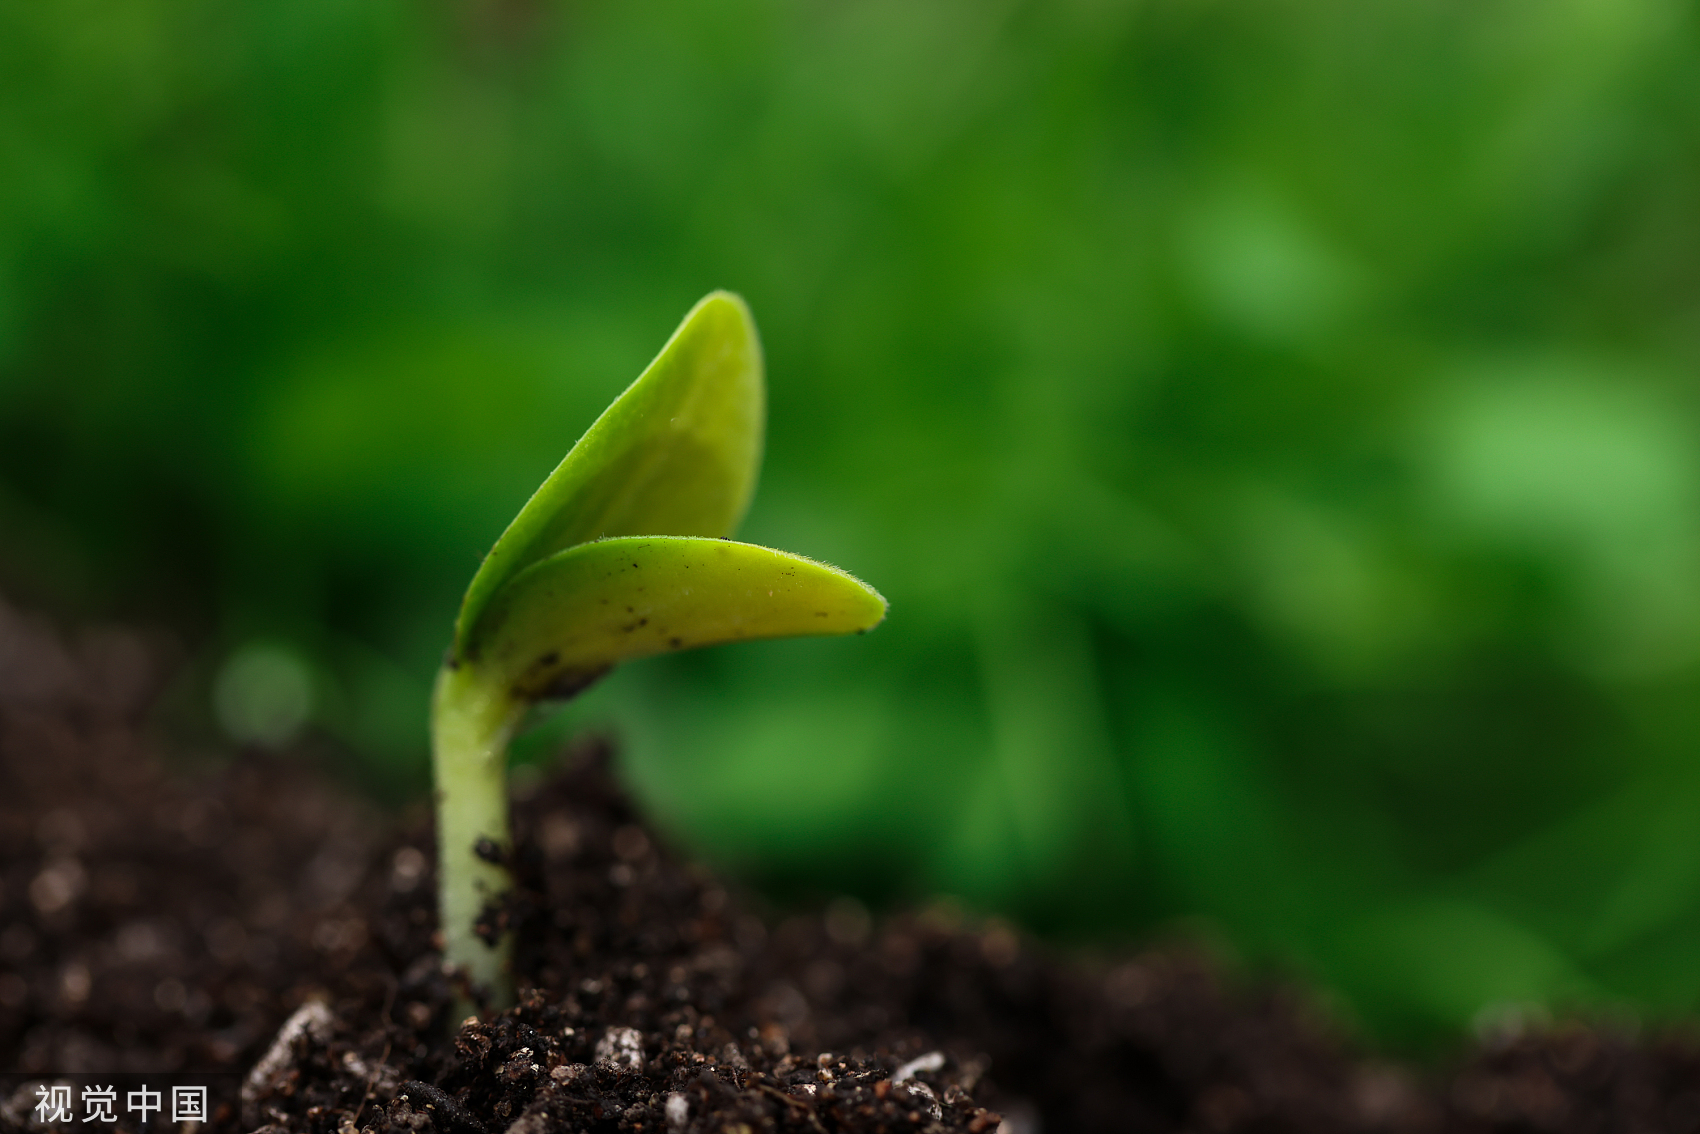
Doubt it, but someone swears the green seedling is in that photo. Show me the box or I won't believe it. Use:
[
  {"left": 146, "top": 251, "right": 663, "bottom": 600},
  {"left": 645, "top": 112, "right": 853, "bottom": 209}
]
[{"left": 432, "top": 292, "right": 886, "bottom": 1009}]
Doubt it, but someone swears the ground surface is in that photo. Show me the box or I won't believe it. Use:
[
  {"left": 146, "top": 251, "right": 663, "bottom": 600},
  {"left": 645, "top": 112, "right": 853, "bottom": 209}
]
[{"left": 4, "top": 594, "right": 1700, "bottom": 1134}]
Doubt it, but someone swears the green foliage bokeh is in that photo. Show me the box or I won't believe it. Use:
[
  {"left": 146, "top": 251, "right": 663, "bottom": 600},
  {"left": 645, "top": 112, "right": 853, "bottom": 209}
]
[{"left": 7, "top": 0, "right": 1700, "bottom": 1043}]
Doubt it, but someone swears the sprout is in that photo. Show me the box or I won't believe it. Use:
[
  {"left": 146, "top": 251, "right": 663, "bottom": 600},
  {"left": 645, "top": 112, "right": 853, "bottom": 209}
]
[{"left": 432, "top": 292, "right": 886, "bottom": 1008}]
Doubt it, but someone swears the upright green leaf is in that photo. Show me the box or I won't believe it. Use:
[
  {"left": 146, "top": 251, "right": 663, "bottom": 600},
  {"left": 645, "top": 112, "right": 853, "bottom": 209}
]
[
  {"left": 459, "top": 536, "right": 888, "bottom": 702},
  {"left": 452, "top": 292, "right": 764, "bottom": 654}
]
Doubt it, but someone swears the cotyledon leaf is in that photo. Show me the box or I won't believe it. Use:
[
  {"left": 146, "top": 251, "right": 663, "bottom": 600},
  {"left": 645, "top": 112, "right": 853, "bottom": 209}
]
[
  {"left": 459, "top": 536, "right": 887, "bottom": 703},
  {"left": 453, "top": 292, "right": 764, "bottom": 655}
]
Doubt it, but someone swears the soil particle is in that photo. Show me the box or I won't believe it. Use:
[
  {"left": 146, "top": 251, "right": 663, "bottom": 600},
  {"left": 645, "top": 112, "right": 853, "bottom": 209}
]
[{"left": 7, "top": 592, "right": 1700, "bottom": 1134}]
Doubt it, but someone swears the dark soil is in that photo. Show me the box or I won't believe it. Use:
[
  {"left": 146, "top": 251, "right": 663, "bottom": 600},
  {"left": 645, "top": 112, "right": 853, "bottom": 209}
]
[{"left": 6, "top": 593, "right": 1700, "bottom": 1134}]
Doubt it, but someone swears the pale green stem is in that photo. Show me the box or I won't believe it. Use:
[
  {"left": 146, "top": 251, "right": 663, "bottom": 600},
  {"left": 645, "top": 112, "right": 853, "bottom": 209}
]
[{"left": 431, "top": 661, "right": 526, "bottom": 1011}]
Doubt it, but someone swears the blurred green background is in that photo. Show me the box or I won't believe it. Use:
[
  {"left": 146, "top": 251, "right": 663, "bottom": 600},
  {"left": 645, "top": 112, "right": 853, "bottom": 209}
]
[{"left": 7, "top": 0, "right": 1700, "bottom": 1045}]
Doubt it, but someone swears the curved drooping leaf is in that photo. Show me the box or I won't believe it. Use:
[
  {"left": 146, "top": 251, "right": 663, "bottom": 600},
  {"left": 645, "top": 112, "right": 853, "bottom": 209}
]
[
  {"left": 460, "top": 536, "right": 887, "bottom": 702},
  {"left": 453, "top": 292, "right": 764, "bottom": 654}
]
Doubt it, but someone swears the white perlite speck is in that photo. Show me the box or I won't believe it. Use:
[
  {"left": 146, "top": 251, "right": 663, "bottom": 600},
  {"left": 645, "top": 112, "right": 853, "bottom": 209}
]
[
  {"left": 892, "top": 1050, "right": 945, "bottom": 1083},
  {"left": 903, "top": 1081, "right": 944, "bottom": 1121},
  {"left": 550, "top": 1063, "right": 589, "bottom": 1084},
  {"left": 243, "top": 1000, "right": 334, "bottom": 1126},
  {"left": 665, "top": 1093, "right": 689, "bottom": 1129},
  {"left": 595, "top": 1026, "right": 644, "bottom": 1071}
]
